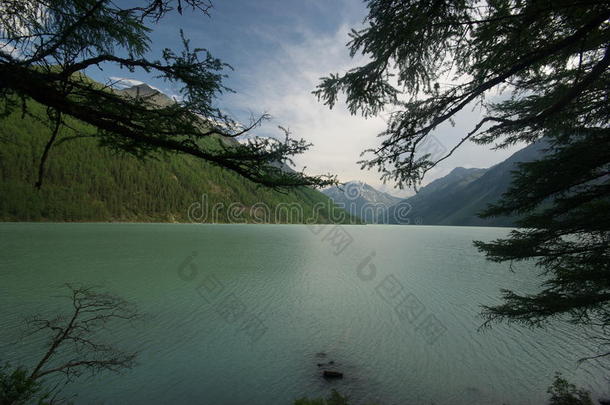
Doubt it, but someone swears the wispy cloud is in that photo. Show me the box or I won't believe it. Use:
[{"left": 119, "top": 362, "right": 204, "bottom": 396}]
[
  {"left": 224, "top": 24, "right": 395, "bottom": 189},
  {"left": 98, "top": 1, "right": 524, "bottom": 195},
  {"left": 223, "top": 18, "right": 523, "bottom": 195}
]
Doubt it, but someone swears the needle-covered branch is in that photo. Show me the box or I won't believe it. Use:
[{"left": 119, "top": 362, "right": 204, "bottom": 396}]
[
  {"left": 315, "top": 0, "right": 609, "bottom": 189},
  {"left": 317, "top": 0, "right": 610, "bottom": 350},
  {"left": 0, "top": 0, "right": 335, "bottom": 190}
]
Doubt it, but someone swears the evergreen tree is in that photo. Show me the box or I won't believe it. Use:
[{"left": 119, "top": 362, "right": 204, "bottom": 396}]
[
  {"left": 316, "top": 0, "right": 610, "bottom": 341},
  {"left": 0, "top": 96, "right": 356, "bottom": 224},
  {"left": 0, "top": 0, "right": 335, "bottom": 189}
]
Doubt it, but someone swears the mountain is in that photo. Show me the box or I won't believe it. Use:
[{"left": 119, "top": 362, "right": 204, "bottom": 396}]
[
  {"left": 0, "top": 86, "right": 358, "bottom": 224},
  {"left": 388, "top": 140, "right": 548, "bottom": 226},
  {"left": 322, "top": 181, "right": 402, "bottom": 223},
  {"left": 119, "top": 83, "right": 176, "bottom": 107}
]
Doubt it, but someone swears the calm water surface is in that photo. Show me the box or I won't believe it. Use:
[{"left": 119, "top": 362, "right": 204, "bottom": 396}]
[{"left": 0, "top": 223, "right": 608, "bottom": 404}]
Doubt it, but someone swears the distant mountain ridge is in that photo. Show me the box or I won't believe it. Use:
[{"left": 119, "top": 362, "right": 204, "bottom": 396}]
[
  {"left": 322, "top": 181, "right": 402, "bottom": 223},
  {"left": 322, "top": 141, "right": 548, "bottom": 227},
  {"left": 119, "top": 83, "right": 174, "bottom": 106},
  {"left": 388, "top": 140, "right": 548, "bottom": 226}
]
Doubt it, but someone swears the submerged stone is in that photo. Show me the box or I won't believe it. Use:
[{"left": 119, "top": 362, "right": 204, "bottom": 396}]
[{"left": 323, "top": 370, "right": 343, "bottom": 379}]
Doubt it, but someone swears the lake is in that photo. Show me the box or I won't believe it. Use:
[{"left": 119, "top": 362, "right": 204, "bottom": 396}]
[{"left": 0, "top": 223, "right": 607, "bottom": 404}]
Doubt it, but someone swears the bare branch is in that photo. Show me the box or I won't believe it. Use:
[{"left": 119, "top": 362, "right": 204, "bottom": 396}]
[{"left": 24, "top": 284, "right": 141, "bottom": 386}]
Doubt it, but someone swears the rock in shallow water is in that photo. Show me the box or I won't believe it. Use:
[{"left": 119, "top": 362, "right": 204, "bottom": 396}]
[{"left": 323, "top": 370, "right": 343, "bottom": 379}]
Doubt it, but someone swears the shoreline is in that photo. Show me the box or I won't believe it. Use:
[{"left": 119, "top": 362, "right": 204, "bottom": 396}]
[{"left": 0, "top": 220, "right": 517, "bottom": 229}]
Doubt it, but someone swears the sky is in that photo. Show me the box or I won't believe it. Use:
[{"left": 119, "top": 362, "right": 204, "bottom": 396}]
[{"left": 86, "top": 0, "right": 524, "bottom": 197}]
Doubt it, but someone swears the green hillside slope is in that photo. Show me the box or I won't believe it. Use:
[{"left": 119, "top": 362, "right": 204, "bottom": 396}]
[{"left": 0, "top": 98, "right": 357, "bottom": 224}]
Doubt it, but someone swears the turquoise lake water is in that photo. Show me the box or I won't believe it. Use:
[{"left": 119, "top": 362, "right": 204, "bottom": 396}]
[{"left": 0, "top": 223, "right": 607, "bottom": 404}]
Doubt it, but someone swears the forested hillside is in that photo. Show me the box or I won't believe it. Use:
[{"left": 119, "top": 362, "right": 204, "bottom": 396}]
[{"left": 0, "top": 97, "right": 355, "bottom": 224}]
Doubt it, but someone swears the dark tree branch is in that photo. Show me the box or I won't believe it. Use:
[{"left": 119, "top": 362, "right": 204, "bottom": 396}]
[
  {"left": 25, "top": 284, "right": 141, "bottom": 385},
  {"left": 22, "top": 0, "right": 110, "bottom": 65},
  {"left": 35, "top": 109, "right": 62, "bottom": 189},
  {"left": 0, "top": 0, "right": 334, "bottom": 190}
]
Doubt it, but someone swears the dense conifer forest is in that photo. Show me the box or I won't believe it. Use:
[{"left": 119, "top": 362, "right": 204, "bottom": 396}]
[{"left": 0, "top": 98, "right": 354, "bottom": 224}]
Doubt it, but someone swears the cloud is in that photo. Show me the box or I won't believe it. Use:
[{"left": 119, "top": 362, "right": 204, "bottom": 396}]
[
  {"left": 222, "top": 18, "right": 525, "bottom": 195},
  {"left": 97, "top": 1, "right": 524, "bottom": 195},
  {"left": 224, "top": 24, "right": 391, "bottom": 187}
]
